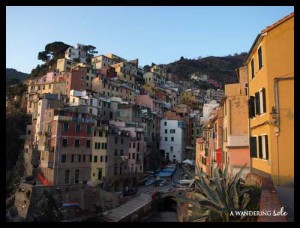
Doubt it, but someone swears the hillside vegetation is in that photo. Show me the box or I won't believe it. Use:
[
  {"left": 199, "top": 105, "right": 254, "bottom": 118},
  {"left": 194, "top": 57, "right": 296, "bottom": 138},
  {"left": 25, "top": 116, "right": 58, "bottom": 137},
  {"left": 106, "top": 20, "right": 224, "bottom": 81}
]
[{"left": 163, "top": 52, "right": 247, "bottom": 85}]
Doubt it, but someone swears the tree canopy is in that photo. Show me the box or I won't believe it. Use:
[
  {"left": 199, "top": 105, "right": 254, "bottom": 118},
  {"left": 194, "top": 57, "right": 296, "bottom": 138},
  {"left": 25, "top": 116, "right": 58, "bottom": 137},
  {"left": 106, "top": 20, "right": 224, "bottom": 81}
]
[{"left": 38, "top": 41, "right": 71, "bottom": 62}]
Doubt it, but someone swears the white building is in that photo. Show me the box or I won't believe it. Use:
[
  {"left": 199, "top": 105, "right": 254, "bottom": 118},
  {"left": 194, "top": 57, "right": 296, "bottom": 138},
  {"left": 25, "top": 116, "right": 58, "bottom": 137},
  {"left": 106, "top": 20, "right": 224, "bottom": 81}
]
[
  {"left": 65, "top": 44, "right": 87, "bottom": 64},
  {"left": 160, "top": 119, "right": 186, "bottom": 163},
  {"left": 69, "top": 90, "right": 100, "bottom": 116},
  {"left": 201, "top": 100, "right": 219, "bottom": 121}
]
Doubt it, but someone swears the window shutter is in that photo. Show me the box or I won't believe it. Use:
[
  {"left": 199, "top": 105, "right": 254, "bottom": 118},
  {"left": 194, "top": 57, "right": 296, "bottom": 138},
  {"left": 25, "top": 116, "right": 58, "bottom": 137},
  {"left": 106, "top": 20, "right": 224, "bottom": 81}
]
[
  {"left": 251, "top": 59, "right": 255, "bottom": 79},
  {"left": 265, "top": 135, "right": 269, "bottom": 160},
  {"left": 250, "top": 137, "right": 257, "bottom": 158},
  {"left": 258, "top": 136, "right": 263, "bottom": 158},
  {"left": 248, "top": 96, "right": 255, "bottom": 118},
  {"left": 262, "top": 88, "right": 266, "bottom": 113},
  {"left": 255, "top": 92, "right": 260, "bottom": 115}
]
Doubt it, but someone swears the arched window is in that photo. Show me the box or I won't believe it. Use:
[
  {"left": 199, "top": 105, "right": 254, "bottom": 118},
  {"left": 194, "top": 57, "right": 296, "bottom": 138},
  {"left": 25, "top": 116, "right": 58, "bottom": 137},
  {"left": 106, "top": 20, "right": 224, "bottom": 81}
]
[
  {"left": 65, "top": 170, "right": 70, "bottom": 184},
  {"left": 75, "top": 169, "right": 80, "bottom": 184}
]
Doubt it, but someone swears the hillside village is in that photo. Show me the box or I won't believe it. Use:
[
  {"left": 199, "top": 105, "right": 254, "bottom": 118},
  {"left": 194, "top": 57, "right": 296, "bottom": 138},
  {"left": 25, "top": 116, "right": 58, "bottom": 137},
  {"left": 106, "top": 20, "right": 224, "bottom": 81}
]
[{"left": 6, "top": 12, "right": 294, "bottom": 222}]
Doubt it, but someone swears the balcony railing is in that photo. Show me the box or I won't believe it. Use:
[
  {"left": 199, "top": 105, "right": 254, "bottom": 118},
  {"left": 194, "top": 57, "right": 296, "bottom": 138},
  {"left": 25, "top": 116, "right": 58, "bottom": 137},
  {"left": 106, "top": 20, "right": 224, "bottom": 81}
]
[{"left": 53, "top": 115, "right": 94, "bottom": 124}]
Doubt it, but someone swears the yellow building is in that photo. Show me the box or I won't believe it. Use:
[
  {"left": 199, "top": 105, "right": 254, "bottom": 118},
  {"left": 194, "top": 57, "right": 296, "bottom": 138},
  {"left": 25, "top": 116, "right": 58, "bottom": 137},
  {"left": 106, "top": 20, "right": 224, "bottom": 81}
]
[
  {"left": 111, "top": 62, "right": 136, "bottom": 85},
  {"left": 56, "top": 58, "right": 73, "bottom": 72},
  {"left": 91, "top": 124, "right": 109, "bottom": 185},
  {"left": 180, "top": 89, "right": 196, "bottom": 104},
  {"left": 244, "top": 12, "right": 294, "bottom": 186}
]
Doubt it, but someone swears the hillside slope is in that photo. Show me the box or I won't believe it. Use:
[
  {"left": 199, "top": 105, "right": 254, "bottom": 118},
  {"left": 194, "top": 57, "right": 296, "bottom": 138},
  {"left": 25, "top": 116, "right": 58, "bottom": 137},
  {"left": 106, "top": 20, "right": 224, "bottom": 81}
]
[{"left": 163, "top": 53, "right": 247, "bottom": 85}]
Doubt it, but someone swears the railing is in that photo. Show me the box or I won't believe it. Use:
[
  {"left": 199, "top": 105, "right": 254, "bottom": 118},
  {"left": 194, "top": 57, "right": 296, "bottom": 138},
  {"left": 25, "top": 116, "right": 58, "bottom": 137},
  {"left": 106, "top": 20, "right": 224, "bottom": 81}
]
[{"left": 53, "top": 115, "right": 94, "bottom": 124}]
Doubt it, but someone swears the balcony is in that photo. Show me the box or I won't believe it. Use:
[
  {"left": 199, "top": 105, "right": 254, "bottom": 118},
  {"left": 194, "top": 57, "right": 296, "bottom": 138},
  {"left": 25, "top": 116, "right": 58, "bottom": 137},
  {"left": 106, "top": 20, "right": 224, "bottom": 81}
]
[
  {"left": 53, "top": 115, "right": 94, "bottom": 124},
  {"left": 227, "top": 135, "right": 249, "bottom": 147}
]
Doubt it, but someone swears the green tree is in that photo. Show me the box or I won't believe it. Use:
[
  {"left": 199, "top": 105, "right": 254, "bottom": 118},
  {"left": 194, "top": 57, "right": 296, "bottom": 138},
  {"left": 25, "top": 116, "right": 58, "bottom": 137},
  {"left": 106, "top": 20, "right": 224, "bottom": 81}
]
[
  {"left": 143, "top": 65, "right": 151, "bottom": 73},
  {"left": 44, "top": 41, "right": 70, "bottom": 60},
  {"left": 82, "top": 45, "right": 98, "bottom": 64}
]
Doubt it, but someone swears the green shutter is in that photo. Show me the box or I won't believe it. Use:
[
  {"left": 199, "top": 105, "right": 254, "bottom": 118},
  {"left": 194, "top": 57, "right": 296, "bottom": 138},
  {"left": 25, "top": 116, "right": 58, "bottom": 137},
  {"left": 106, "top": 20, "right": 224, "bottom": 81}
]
[
  {"left": 250, "top": 137, "right": 257, "bottom": 158},
  {"left": 255, "top": 92, "right": 260, "bottom": 115},
  {"left": 249, "top": 96, "right": 255, "bottom": 118},
  {"left": 265, "top": 135, "right": 269, "bottom": 160},
  {"left": 258, "top": 136, "right": 263, "bottom": 158},
  {"left": 262, "top": 88, "right": 266, "bottom": 113}
]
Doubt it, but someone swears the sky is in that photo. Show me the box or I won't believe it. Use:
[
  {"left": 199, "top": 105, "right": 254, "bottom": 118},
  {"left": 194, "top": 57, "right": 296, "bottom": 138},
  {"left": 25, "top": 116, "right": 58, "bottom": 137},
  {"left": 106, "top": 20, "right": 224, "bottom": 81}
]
[{"left": 6, "top": 6, "right": 294, "bottom": 74}]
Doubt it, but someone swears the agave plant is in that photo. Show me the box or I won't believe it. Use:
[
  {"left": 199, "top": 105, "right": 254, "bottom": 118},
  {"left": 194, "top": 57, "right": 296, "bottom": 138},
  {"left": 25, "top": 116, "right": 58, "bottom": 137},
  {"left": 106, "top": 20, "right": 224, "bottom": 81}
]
[{"left": 174, "top": 163, "right": 251, "bottom": 222}]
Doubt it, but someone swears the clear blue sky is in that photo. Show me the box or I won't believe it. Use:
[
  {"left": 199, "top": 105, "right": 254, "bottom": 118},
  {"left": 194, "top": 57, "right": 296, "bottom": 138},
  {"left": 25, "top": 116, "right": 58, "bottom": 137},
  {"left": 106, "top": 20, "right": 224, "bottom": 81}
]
[{"left": 6, "top": 6, "right": 294, "bottom": 74}]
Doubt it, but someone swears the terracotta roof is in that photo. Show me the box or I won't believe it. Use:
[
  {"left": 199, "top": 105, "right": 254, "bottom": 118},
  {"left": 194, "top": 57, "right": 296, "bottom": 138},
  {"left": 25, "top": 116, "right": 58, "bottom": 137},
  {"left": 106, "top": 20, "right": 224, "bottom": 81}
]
[{"left": 261, "top": 12, "right": 294, "bottom": 34}]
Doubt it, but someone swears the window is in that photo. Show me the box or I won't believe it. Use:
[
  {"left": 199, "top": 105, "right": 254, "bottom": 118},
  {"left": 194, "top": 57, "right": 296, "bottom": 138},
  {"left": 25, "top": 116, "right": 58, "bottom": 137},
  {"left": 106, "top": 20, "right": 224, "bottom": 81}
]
[
  {"left": 170, "top": 146, "right": 173, "bottom": 152},
  {"left": 71, "top": 154, "right": 74, "bottom": 163},
  {"left": 115, "top": 137, "right": 118, "bottom": 144},
  {"left": 48, "top": 84, "right": 51, "bottom": 89},
  {"left": 87, "top": 126, "right": 92, "bottom": 134},
  {"left": 170, "top": 129, "right": 176, "bottom": 134},
  {"left": 105, "top": 155, "right": 108, "bottom": 162},
  {"left": 99, "top": 131, "right": 103, "bottom": 137},
  {"left": 100, "top": 156, "right": 103, "bottom": 162},
  {"left": 90, "top": 154, "right": 92, "bottom": 162},
  {"left": 165, "top": 129, "right": 168, "bottom": 134},
  {"left": 65, "top": 170, "right": 70, "bottom": 184},
  {"left": 120, "top": 149, "right": 124, "bottom": 156},
  {"left": 114, "top": 149, "right": 118, "bottom": 156},
  {"left": 165, "top": 137, "right": 168, "bottom": 141},
  {"left": 121, "top": 138, "right": 124, "bottom": 144},
  {"left": 129, "top": 143, "right": 131, "bottom": 148},
  {"left": 129, "top": 153, "right": 131, "bottom": 159},
  {"left": 61, "top": 154, "right": 66, "bottom": 163},
  {"left": 258, "top": 46, "right": 263, "bottom": 70},
  {"left": 86, "top": 140, "right": 90, "bottom": 148},
  {"left": 98, "top": 168, "right": 102, "bottom": 180},
  {"left": 260, "top": 88, "right": 266, "bottom": 114},
  {"left": 76, "top": 124, "right": 81, "bottom": 132},
  {"left": 83, "top": 155, "right": 86, "bottom": 162},
  {"left": 63, "top": 123, "right": 69, "bottom": 131},
  {"left": 132, "top": 153, "right": 135, "bottom": 159},
  {"left": 75, "top": 139, "right": 80, "bottom": 147},
  {"left": 75, "top": 169, "right": 80, "bottom": 183},
  {"left": 62, "top": 139, "right": 68, "bottom": 147},
  {"left": 253, "top": 88, "right": 266, "bottom": 116},
  {"left": 78, "top": 155, "right": 81, "bottom": 162},
  {"left": 258, "top": 135, "right": 269, "bottom": 160},
  {"left": 94, "top": 156, "right": 98, "bottom": 163},
  {"left": 133, "top": 143, "right": 136, "bottom": 148},
  {"left": 171, "top": 137, "right": 174, "bottom": 141},
  {"left": 164, "top": 122, "right": 167, "bottom": 126},
  {"left": 251, "top": 59, "right": 255, "bottom": 79}
]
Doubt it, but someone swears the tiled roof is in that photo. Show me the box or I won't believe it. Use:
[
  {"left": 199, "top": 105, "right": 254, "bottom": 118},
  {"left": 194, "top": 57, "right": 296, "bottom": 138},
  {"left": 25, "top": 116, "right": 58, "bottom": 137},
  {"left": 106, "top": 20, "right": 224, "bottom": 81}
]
[{"left": 261, "top": 12, "right": 294, "bottom": 34}]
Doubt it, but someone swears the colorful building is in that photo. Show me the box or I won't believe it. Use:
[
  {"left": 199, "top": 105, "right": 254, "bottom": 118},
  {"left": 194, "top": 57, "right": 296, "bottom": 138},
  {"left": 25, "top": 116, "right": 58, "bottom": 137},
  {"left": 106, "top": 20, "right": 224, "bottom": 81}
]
[
  {"left": 245, "top": 12, "right": 294, "bottom": 186},
  {"left": 222, "top": 66, "right": 250, "bottom": 179}
]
